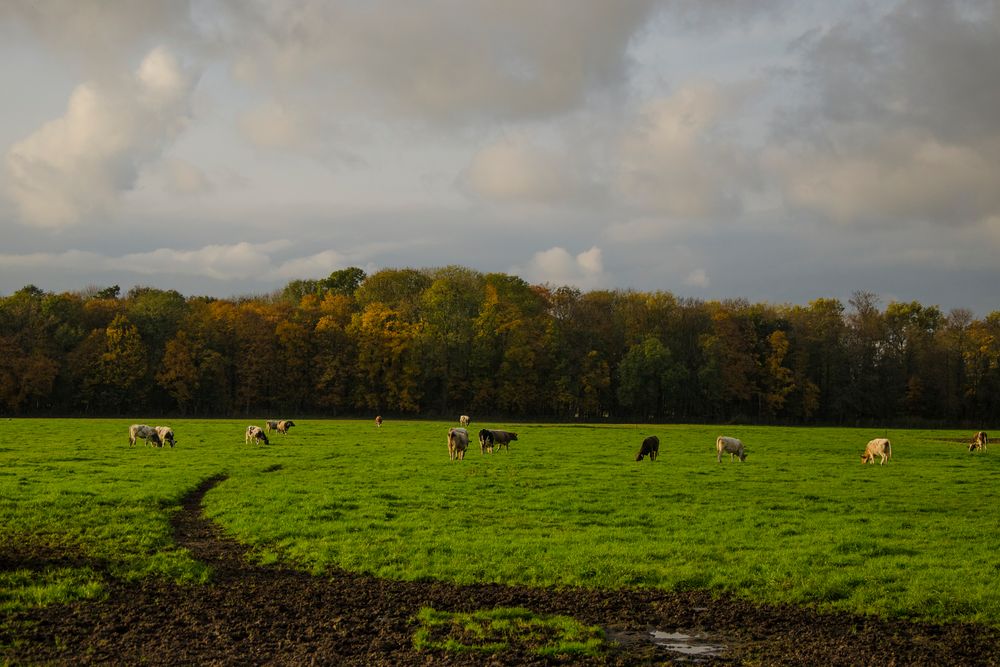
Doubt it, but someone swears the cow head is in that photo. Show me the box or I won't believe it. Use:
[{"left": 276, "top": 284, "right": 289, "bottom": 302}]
[{"left": 738, "top": 451, "right": 747, "bottom": 462}]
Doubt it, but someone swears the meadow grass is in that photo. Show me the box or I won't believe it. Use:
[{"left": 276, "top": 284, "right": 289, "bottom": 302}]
[{"left": 1, "top": 418, "right": 999, "bottom": 626}]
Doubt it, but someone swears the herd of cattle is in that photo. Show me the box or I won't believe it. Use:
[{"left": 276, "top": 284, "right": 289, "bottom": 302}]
[{"left": 127, "top": 417, "right": 988, "bottom": 466}]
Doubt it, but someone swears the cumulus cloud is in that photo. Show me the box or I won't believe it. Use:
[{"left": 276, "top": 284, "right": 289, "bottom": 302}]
[
  {"left": 617, "top": 82, "right": 760, "bottom": 219},
  {"left": 513, "top": 245, "right": 607, "bottom": 289},
  {"left": 683, "top": 268, "right": 710, "bottom": 288},
  {"left": 4, "top": 46, "right": 197, "bottom": 228}
]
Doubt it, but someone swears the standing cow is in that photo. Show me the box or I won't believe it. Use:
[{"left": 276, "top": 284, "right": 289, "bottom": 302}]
[
  {"left": 459, "top": 415, "right": 471, "bottom": 427},
  {"left": 716, "top": 436, "right": 747, "bottom": 463},
  {"left": 448, "top": 427, "right": 469, "bottom": 461},
  {"left": 635, "top": 435, "right": 659, "bottom": 461},
  {"left": 276, "top": 420, "right": 295, "bottom": 435},
  {"left": 375, "top": 415, "right": 383, "bottom": 428},
  {"left": 488, "top": 429, "right": 518, "bottom": 453},
  {"left": 970, "top": 431, "right": 988, "bottom": 452},
  {"left": 861, "top": 438, "right": 892, "bottom": 465}
]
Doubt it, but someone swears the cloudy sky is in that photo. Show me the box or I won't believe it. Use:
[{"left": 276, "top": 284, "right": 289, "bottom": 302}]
[{"left": 2, "top": 1, "right": 999, "bottom": 313}]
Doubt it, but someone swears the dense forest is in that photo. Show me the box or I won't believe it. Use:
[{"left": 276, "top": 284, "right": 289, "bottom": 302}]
[{"left": 1, "top": 266, "right": 998, "bottom": 425}]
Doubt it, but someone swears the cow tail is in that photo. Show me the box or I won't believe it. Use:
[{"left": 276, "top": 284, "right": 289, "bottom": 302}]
[{"left": 887, "top": 440, "right": 892, "bottom": 460}]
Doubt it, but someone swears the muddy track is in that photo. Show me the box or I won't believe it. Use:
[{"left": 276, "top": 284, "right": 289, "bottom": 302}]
[{"left": 3, "top": 475, "right": 1000, "bottom": 665}]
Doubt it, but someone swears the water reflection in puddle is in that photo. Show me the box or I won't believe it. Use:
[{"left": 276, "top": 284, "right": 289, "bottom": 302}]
[{"left": 649, "top": 630, "right": 725, "bottom": 658}]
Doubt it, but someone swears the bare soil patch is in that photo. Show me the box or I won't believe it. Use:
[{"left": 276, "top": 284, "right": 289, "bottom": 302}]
[{"left": 3, "top": 475, "right": 999, "bottom": 665}]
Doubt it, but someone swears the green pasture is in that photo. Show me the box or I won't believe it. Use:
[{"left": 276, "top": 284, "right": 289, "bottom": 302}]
[{"left": 2, "top": 419, "right": 999, "bottom": 627}]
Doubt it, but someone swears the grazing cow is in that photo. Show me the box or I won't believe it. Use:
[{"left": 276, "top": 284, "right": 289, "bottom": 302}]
[
  {"left": 375, "top": 415, "right": 383, "bottom": 428},
  {"left": 970, "top": 431, "right": 988, "bottom": 452},
  {"left": 488, "top": 429, "right": 518, "bottom": 453},
  {"left": 459, "top": 415, "right": 471, "bottom": 427},
  {"left": 154, "top": 426, "right": 176, "bottom": 448},
  {"left": 246, "top": 425, "right": 269, "bottom": 446},
  {"left": 276, "top": 419, "right": 295, "bottom": 435},
  {"left": 129, "top": 424, "right": 161, "bottom": 448},
  {"left": 478, "top": 429, "right": 495, "bottom": 454},
  {"left": 635, "top": 435, "right": 660, "bottom": 461},
  {"left": 861, "top": 438, "right": 892, "bottom": 465},
  {"left": 448, "top": 427, "right": 469, "bottom": 461},
  {"left": 265, "top": 420, "right": 279, "bottom": 433},
  {"left": 716, "top": 436, "right": 747, "bottom": 463}
]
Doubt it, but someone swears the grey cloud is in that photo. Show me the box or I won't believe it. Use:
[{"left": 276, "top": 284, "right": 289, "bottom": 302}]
[{"left": 770, "top": 0, "right": 1000, "bottom": 226}]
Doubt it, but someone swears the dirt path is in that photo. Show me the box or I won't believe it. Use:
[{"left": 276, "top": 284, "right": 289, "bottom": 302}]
[{"left": 3, "top": 475, "right": 999, "bottom": 665}]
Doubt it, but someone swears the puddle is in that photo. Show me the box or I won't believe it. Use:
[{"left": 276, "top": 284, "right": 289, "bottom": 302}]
[
  {"left": 607, "top": 628, "right": 726, "bottom": 662},
  {"left": 649, "top": 631, "right": 725, "bottom": 658}
]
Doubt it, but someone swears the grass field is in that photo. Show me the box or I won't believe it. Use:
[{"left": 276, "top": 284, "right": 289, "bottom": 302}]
[{"left": 2, "top": 418, "right": 999, "bottom": 627}]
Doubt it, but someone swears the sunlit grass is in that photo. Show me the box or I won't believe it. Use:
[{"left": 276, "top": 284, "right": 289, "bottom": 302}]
[
  {"left": 412, "top": 606, "right": 605, "bottom": 656},
  {"left": 2, "top": 418, "right": 999, "bottom": 626}
]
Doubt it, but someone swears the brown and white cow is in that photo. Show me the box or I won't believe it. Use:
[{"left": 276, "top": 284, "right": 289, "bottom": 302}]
[
  {"left": 716, "top": 436, "right": 747, "bottom": 463},
  {"left": 448, "top": 427, "right": 469, "bottom": 461},
  {"left": 861, "top": 437, "right": 892, "bottom": 465},
  {"left": 154, "top": 426, "right": 176, "bottom": 448},
  {"left": 276, "top": 420, "right": 295, "bottom": 435},
  {"left": 246, "top": 425, "right": 269, "bottom": 445},
  {"left": 970, "top": 431, "right": 988, "bottom": 452},
  {"left": 265, "top": 420, "right": 279, "bottom": 433},
  {"left": 459, "top": 415, "right": 470, "bottom": 427},
  {"left": 636, "top": 435, "right": 659, "bottom": 461},
  {"left": 129, "top": 424, "right": 161, "bottom": 447},
  {"left": 375, "top": 415, "right": 383, "bottom": 428}
]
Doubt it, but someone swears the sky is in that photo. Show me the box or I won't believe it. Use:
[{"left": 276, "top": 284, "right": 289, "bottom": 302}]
[{"left": 2, "top": 0, "right": 999, "bottom": 314}]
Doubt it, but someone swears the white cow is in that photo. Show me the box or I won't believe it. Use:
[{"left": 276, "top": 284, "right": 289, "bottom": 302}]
[
  {"left": 129, "top": 424, "right": 161, "bottom": 448},
  {"left": 716, "top": 436, "right": 747, "bottom": 463},
  {"left": 459, "top": 415, "right": 471, "bottom": 427},
  {"left": 861, "top": 438, "right": 892, "bottom": 465},
  {"left": 970, "top": 431, "right": 988, "bottom": 453},
  {"left": 246, "top": 425, "right": 269, "bottom": 445}
]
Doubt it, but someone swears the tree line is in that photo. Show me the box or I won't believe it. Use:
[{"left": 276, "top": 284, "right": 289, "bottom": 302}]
[{"left": 1, "top": 266, "right": 998, "bottom": 425}]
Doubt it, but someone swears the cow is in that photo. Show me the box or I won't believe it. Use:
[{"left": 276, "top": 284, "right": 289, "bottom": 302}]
[
  {"left": 246, "top": 425, "right": 269, "bottom": 446},
  {"left": 970, "top": 431, "right": 988, "bottom": 452},
  {"left": 478, "top": 429, "right": 495, "bottom": 454},
  {"left": 459, "top": 415, "right": 471, "bottom": 427},
  {"left": 861, "top": 437, "right": 892, "bottom": 465},
  {"left": 154, "top": 426, "right": 176, "bottom": 448},
  {"left": 129, "top": 424, "right": 161, "bottom": 448},
  {"left": 636, "top": 435, "right": 659, "bottom": 461},
  {"left": 448, "top": 427, "right": 469, "bottom": 461},
  {"left": 488, "top": 429, "right": 518, "bottom": 453},
  {"left": 264, "top": 420, "right": 279, "bottom": 433},
  {"left": 375, "top": 415, "right": 383, "bottom": 428},
  {"left": 276, "top": 420, "right": 295, "bottom": 435},
  {"left": 716, "top": 436, "right": 747, "bottom": 463}
]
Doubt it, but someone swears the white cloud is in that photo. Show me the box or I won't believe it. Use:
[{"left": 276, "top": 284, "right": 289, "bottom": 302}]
[
  {"left": 272, "top": 250, "right": 347, "bottom": 280},
  {"left": 4, "top": 47, "right": 196, "bottom": 228},
  {"left": 683, "top": 268, "right": 710, "bottom": 288},
  {"left": 513, "top": 245, "right": 607, "bottom": 289}
]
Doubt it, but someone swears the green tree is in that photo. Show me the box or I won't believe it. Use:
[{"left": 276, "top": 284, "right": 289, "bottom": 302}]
[{"left": 617, "top": 336, "right": 683, "bottom": 420}]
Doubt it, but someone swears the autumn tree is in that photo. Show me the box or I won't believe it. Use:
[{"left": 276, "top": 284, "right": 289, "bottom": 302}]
[{"left": 98, "top": 314, "right": 148, "bottom": 413}]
